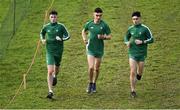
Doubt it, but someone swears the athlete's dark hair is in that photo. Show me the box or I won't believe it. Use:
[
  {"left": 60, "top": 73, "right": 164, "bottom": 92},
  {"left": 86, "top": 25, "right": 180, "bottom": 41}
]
[
  {"left": 132, "top": 11, "right": 141, "bottom": 17},
  {"left": 49, "top": 10, "right": 58, "bottom": 15},
  {"left": 94, "top": 7, "right": 103, "bottom": 13}
]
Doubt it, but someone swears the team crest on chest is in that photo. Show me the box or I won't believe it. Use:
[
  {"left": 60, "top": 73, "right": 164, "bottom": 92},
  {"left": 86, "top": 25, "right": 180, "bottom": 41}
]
[
  {"left": 47, "top": 30, "right": 50, "bottom": 32},
  {"left": 131, "top": 32, "right": 134, "bottom": 35},
  {"left": 100, "top": 27, "right": 103, "bottom": 29},
  {"left": 90, "top": 26, "right": 94, "bottom": 29},
  {"left": 139, "top": 32, "right": 142, "bottom": 35},
  {"left": 56, "top": 29, "right": 58, "bottom": 32}
]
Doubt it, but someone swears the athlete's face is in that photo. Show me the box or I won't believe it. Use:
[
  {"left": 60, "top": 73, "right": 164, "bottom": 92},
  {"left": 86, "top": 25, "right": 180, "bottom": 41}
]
[
  {"left": 49, "top": 14, "right": 57, "bottom": 23},
  {"left": 93, "top": 12, "right": 102, "bottom": 22},
  {"left": 132, "top": 16, "right": 141, "bottom": 25}
]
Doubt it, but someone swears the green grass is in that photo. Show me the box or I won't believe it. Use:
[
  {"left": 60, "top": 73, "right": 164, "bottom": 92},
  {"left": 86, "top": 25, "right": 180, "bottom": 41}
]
[
  {"left": 0, "top": 0, "right": 10, "bottom": 27},
  {"left": 0, "top": 0, "right": 10, "bottom": 22},
  {"left": 0, "top": 0, "right": 180, "bottom": 109}
]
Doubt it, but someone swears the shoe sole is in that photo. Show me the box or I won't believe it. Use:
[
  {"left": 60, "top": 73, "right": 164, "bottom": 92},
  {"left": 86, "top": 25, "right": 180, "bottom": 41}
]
[
  {"left": 47, "top": 92, "right": 53, "bottom": 99},
  {"left": 47, "top": 95, "right": 53, "bottom": 99}
]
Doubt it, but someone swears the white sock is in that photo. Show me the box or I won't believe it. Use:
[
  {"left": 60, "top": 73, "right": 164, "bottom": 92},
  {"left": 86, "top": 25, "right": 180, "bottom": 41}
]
[{"left": 49, "top": 89, "right": 53, "bottom": 93}]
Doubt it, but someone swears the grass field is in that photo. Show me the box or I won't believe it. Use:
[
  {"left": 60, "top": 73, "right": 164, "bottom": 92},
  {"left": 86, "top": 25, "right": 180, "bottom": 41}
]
[
  {"left": 0, "top": 0, "right": 180, "bottom": 109},
  {"left": 0, "top": 0, "right": 10, "bottom": 27}
]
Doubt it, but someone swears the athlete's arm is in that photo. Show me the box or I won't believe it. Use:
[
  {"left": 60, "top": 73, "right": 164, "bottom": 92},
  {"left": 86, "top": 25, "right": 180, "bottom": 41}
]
[
  {"left": 144, "top": 28, "right": 154, "bottom": 44},
  {"left": 82, "top": 21, "right": 90, "bottom": 44},
  {"left": 135, "top": 39, "right": 143, "bottom": 45},
  {"left": 62, "top": 25, "right": 70, "bottom": 41},
  {"left": 104, "top": 34, "right": 112, "bottom": 40},
  {"left": 124, "top": 29, "right": 131, "bottom": 47},
  {"left": 40, "top": 26, "right": 46, "bottom": 44},
  {"left": 102, "top": 22, "right": 112, "bottom": 40},
  {"left": 82, "top": 29, "right": 88, "bottom": 45},
  {"left": 98, "top": 34, "right": 112, "bottom": 40}
]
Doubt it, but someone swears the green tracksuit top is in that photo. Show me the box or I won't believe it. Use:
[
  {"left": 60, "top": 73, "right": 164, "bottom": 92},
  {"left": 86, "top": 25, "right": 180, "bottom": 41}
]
[
  {"left": 124, "top": 24, "right": 154, "bottom": 57},
  {"left": 40, "top": 22, "right": 70, "bottom": 54},
  {"left": 83, "top": 20, "right": 111, "bottom": 57}
]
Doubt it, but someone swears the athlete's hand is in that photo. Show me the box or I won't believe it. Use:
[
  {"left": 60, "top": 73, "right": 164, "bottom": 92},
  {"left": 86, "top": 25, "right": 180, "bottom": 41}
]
[
  {"left": 135, "top": 39, "right": 143, "bottom": 45},
  {"left": 97, "top": 34, "right": 106, "bottom": 39},
  {"left": 83, "top": 39, "right": 88, "bottom": 45},
  {"left": 126, "top": 42, "right": 130, "bottom": 48},
  {"left": 56, "top": 36, "right": 62, "bottom": 41},
  {"left": 41, "top": 39, "right": 46, "bottom": 45}
]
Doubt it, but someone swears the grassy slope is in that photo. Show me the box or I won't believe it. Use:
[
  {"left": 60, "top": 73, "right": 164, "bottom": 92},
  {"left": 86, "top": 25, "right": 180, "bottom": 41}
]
[
  {"left": 0, "top": 0, "right": 10, "bottom": 28},
  {"left": 0, "top": 0, "right": 10, "bottom": 23},
  {"left": 0, "top": 0, "right": 179, "bottom": 109}
]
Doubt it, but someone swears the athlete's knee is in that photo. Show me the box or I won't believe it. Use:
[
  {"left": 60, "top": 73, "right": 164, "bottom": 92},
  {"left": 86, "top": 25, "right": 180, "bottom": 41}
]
[
  {"left": 138, "top": 68, "right": 143, "bottom": 74},
  {"left": 48, "top": 70, "right": 54, "bottom": 75},
  {"left": 55, "top": 66, "right": 59, "bottom": 73},
  {"left": 131, "top": 70, "right": 136, "bottom": 74},
  {"left": 55, "top": 70, "right": 59, "bottom": 74},
  {"left": 89, "top": 66, "right": 94, "bottom": 72},
  {"left": 94, "top": 67, "right": 100, "bottom": 73},
  {"left": 130, "top": 70, "right": 136, "bottom": 77}
]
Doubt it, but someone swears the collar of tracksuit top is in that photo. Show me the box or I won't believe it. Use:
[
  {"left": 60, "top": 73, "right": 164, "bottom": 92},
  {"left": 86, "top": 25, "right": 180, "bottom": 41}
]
[
  {"left": 50, "top": 22, "right": 57, "bottom": 26},
  {"left": 134, "top": 23, "right": 141, "bottom": 27}
]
